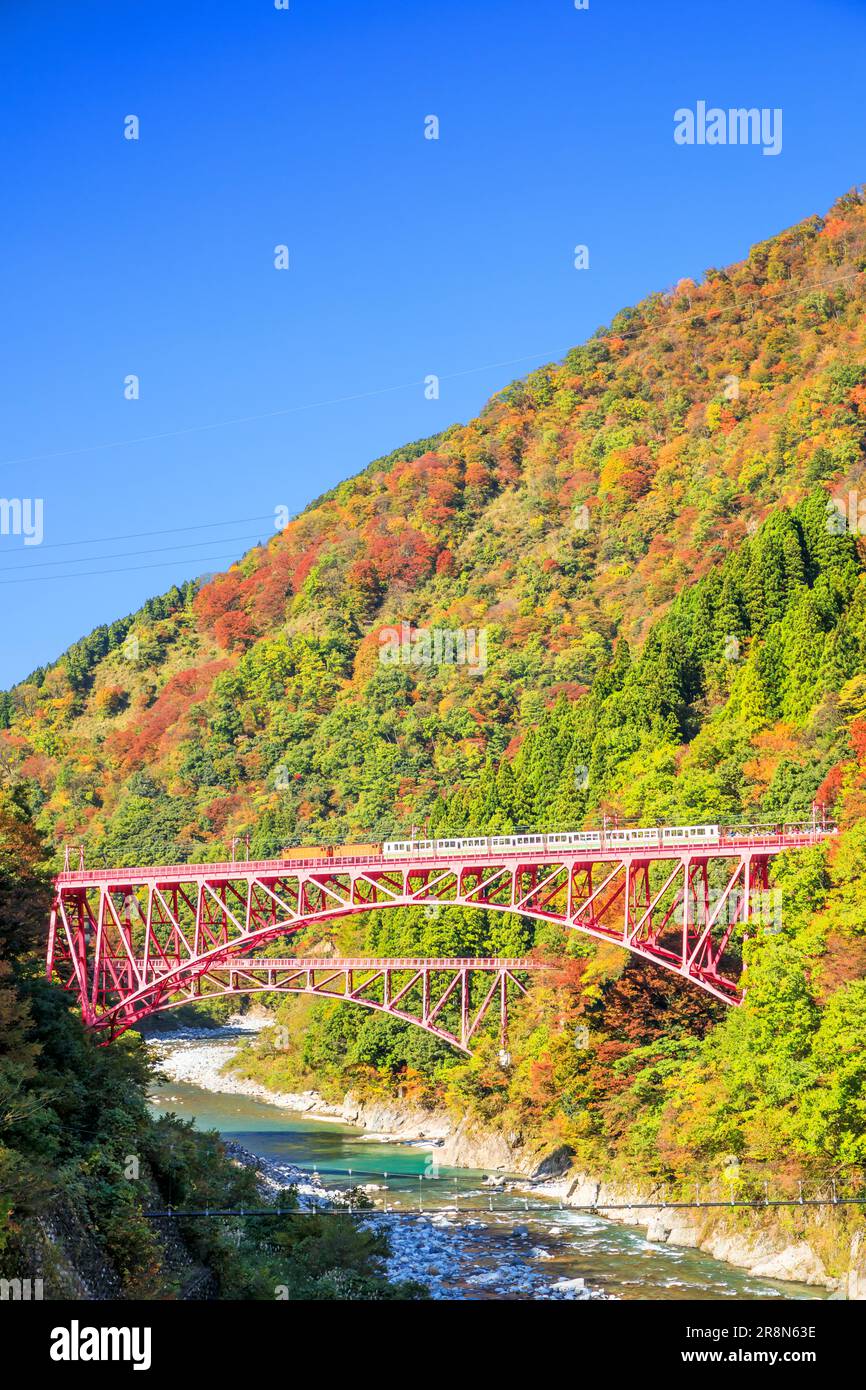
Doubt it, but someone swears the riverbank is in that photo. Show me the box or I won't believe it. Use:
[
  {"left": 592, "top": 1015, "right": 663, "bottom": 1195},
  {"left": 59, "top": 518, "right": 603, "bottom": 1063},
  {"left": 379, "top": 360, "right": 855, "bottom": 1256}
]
[
  {"left": 217, "top": 1138, "right": 603, "bottom": 1300},
  {"left": 521, "top": 1173, "right": 866, "bottom": 1300},
  {"left": 151, "top": 1027, "right": 858, "bottom": 1298}
]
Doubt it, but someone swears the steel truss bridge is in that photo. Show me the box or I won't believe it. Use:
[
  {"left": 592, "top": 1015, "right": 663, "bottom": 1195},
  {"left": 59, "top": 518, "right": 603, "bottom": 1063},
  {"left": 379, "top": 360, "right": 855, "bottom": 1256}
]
[{"left": 47, "top": 824, "right": 833, "bottom": 1048}]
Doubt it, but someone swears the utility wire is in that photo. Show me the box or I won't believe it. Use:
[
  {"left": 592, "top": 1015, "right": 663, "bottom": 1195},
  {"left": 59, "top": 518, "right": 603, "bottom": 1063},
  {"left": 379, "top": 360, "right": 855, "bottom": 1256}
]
[
  {"left": 0, "top": 512, "right": 277, "bottom": 552},
  {"left": 0, "top": 532, "right": 267, "bottom": 574},
  {"left": 2, "top": 262, "right": 863, "bottom": 472},
  {"left": 0, "top": 549, "right": 254, "bottom": 586},
  {"left": 0, "top": 349, "right": 568, "bottom": 469}
]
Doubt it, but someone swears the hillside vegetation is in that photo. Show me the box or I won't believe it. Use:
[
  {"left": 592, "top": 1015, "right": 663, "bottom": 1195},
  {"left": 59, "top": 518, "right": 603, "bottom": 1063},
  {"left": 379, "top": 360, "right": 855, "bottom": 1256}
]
[
  {"left": 4, "top": 188, "right": 866, "bottom": 1233},
  {"left": 0, "top": 790, "right": 424, "bottom": 1298}
]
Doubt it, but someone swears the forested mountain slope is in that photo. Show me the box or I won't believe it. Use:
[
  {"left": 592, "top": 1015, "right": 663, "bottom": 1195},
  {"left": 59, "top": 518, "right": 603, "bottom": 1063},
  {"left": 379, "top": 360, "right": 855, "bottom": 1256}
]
[
  {"left": 4, "top": 187, "right": 866, "bottom": 864},
  {"left": 3, "top": 189, "right": 866, "bottom": 1227}
]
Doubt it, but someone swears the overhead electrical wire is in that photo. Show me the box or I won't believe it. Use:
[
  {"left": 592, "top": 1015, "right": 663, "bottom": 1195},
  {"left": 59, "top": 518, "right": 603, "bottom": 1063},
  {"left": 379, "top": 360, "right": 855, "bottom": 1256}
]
[
  {"left": 0, "top": 348, "right": 569, "bottom": 469},
  {"left": 0, "top": 512, "right": 278, "bottom": 552},
  {"left": 0, "top": 549, "right": 256, "bottom": 586},
  {"left": 0, "top": 532, "right": 267, "bottom": 574}
]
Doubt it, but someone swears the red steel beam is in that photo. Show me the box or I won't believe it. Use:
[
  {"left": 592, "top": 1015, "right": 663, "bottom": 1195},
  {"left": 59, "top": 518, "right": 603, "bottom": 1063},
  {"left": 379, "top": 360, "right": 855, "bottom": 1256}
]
[{"left": 47, "top": 827, "right": 834, "bottom": 1044}]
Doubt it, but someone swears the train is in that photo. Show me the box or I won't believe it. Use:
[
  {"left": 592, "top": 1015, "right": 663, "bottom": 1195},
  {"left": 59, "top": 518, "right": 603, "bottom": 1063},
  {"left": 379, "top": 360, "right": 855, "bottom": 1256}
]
[
  {"left": 382, "top": 826, "right": 722, "bottom": 856},
  {"left": 280, "top": 826, "right": 723, "bottom": 861}
]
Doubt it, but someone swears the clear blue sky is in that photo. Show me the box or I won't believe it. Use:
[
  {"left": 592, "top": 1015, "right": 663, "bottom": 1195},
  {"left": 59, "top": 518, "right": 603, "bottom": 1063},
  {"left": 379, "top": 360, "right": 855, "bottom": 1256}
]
[{"left": 1, "top": 0, "right": 864, "bottom": 686}]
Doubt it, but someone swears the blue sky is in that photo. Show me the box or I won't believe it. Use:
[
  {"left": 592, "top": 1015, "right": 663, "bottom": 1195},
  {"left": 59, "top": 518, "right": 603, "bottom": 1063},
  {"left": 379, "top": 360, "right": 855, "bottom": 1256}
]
[{"left": 1, "top": 0, "right": 864, "bottom": 686}]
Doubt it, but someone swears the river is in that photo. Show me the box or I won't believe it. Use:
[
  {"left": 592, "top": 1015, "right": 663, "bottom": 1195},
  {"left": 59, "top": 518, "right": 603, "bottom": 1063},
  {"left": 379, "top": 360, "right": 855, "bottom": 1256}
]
[{"left": 147, "top": 1022, "right": 827, "bottom": 1302}]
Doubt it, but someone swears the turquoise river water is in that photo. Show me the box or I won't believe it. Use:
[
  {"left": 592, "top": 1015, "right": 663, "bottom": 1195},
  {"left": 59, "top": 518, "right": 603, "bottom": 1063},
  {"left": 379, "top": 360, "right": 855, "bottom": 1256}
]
[{"left": 148, "top": 1028, "right": 827, "bottom": 1302}]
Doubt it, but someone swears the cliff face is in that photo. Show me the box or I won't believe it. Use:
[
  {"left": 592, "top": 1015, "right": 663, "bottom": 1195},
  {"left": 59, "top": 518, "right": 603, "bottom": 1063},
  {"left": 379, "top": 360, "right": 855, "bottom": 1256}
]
[{"left": 540, "top": 1172, "right": 866, "bottom": 1299}]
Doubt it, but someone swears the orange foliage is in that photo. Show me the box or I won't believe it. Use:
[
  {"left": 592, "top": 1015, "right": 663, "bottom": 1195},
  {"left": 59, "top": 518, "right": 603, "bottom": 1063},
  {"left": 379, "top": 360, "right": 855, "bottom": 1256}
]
[{"left": 109, "top": 661, "right": 230, "bottom": 771}]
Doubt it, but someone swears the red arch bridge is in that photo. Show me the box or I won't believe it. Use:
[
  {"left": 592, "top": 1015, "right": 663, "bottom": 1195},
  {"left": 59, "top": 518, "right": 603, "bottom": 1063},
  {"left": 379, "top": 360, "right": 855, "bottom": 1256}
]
[{"left": 47, "top": 823, "right": 834, "bottom": 1050}]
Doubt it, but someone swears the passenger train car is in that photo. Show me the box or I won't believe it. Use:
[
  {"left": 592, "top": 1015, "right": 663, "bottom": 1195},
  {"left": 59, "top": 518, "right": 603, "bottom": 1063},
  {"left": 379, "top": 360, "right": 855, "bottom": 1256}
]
[{"left": 381, "top": 825, "right": 721, "bottom": 857}]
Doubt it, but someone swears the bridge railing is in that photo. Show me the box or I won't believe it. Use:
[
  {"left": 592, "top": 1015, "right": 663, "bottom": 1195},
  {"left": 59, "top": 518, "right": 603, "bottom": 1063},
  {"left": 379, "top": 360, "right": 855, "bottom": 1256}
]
[{"left": 202, "top": 956, "right": 542, "bottom": 971}]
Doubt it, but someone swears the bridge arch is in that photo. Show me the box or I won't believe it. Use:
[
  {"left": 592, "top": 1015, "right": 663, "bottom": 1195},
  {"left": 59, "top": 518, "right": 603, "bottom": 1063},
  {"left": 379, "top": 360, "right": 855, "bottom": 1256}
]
[{"left": 133, "top": 954, "right": 540, "bottom": 1054}]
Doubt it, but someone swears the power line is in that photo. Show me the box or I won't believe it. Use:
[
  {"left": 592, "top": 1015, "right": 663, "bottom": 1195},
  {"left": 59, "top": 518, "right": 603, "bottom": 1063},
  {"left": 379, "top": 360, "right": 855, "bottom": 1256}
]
[
  {"left": 3, "top": 260, "right": 864, "bottom": 474},
  {"left": 0, "top": 349, "right": 567, "bottom": 469},
  {"left": 0, "top": 512, "right": 277, "bottom": 553},
  {"left": 144, "top": 1195, "right": 866, "bottom": 1217},
  {"left": 0, "top": 549, "right": 253, "bottom": 586}
]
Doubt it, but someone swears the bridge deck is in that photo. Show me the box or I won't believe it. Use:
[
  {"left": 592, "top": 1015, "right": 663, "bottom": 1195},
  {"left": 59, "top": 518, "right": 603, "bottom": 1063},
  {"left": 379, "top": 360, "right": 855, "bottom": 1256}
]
[
  {"left": 55, "top": 828, "right": 833, "bottom": 887},
  {"left": 206, "top": 956, "right": 542, "bottom": 971}
]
